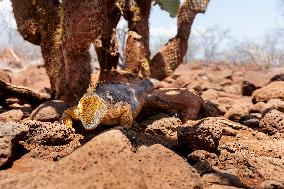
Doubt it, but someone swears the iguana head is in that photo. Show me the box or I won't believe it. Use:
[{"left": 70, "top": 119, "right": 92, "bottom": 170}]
[{"left": 77, "top": 94, "right": 107, "bottom": 130}]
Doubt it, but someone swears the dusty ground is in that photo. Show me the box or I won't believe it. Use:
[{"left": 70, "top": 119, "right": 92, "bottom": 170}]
[{"left": 0, "top": 61, "right": 284, "bottom": 189}]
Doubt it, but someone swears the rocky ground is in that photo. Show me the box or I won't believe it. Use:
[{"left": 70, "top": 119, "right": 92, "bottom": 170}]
[{"left": 0, "top": 60, "right": 284, "bottom": 189}]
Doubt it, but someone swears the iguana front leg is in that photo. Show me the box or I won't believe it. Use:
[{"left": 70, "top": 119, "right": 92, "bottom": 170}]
[
  {"left": 107, "top": 102, "right": 133, "bottom": 128},
  {"left": 62, "top": 106, "right": 80, "bottom": 128}
]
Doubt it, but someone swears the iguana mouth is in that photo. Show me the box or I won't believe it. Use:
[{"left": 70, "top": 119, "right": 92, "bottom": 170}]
[
  {"left": 78, "top": 95, "right": 107, "bottom": 130},
  {"left": 81, "top": 117, "right": 101, "bottom": 130}
]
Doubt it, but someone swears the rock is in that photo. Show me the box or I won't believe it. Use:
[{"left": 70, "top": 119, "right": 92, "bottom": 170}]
[
  {"left": 265, "top": 99, "right": 284, "bottom": 113},
  {"left": 0, "top": 129, "right": 146, "bottom": 189},
  {"left": 202, "top": 172, "right": 244, "bottom": 188},
  {"left": 0, "top": 130, "right": 203, "bottom": 189},
  {"left": 12, "top": 64, "right": 50, "bottom": 92},
  {"left": 202, "top": 83, "right": 223, "bottom": 92},
  {"left": 202, "top": 101, "right": 224, "bottom": 117},
  {"left": 251, "top": 99, "right": 284, "bottom": 114},
  {"left": 0, "top": 69, "right": 12, "bottom": 83},
  {"left": 214, "top": 122, "right": 284, "bottom": 188},
  {"left": 178, "top": 118, "right": 223, "bottom": 153},
  {"left": 224, "top": 104, "right": 250, "bottom": 122},
  {"left": 204, "top": 185, "right": 244, "bottom": 189},
  {"left": 207, "top": 73, "right": 228, "bottom": 84},
  {"left": 155, "top": 75, "right": 199, "bottom": 89},
  {"left": 243, "top": 71, "right": 271, "bottom": 88},
  {"left": 242, "top": 80, "right": 259, "bottom": 96},
  {"left": 270, "top": 74, "right": 284, "bottom": 82},
  {"left": 239, "top": 114, "right": 260, "bottom": 129},
  {"left": 219, "top": 79, "right": 233, "bottom": 87},
  {"left": 0, "top": 109, "right": 25, "bottom": 123},
  {"left": 155, "top": 80, "right": 176, "bottom": 88},
  {"left": 202, "top": 89, "right": 219, "bottom": 102},
  {"left": 24, "top": 120, "right": 75, "bottom": 146},
  {"left": 19, "top": 120, "right": 83, "bottom": 161},
  {"left": 144, "top": 88, "right": 204, "bottom": 121},
  {"left": 252, "top": 81, "right": 284, "bottom": 103},
  {"left": 223, "top": 84, "right": 241, "bottom": 95},
  {"left": 140, "top": 113, "right": 182, "bottom": 149},
  {"left": 0, "top": 122, "right": 29, "bottom": 167},
  {"left": 135, "top": 144, "right": 202, "bottom": 189},
  {"left": 258, "top": 180, "right": 284, "bottom": 189},
  {"left": 30, "top": 100, "right": 69, "bottom": 122},
  {"left": 259, "top": 109, "right": 284, "bottom": 135},
  {"left": 187, "top": 150, "right": 219, "bottom": 175},
  {"left": 251, "top": 102, "right": 267, "bottom": 113}
]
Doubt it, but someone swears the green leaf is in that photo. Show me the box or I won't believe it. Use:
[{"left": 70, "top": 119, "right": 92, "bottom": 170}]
[{"left": 153, "top": 0, "right": 180, "bottom": 17}]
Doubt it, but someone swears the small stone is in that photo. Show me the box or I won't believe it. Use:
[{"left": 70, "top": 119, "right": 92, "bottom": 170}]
[
  {"left": 242, "top": 80, "right": 259, "bottom": 96},
  {"left": 140, "top": 113, "right": 182, "bottom": 149},
  {"left": 258, "top": 180, "right": 284, "bottom": 189},
  {"left": 224, "top": 104, "right": 250, "bottom": 122},
  {"left": 270, "top": 74, "right": 284, "bottom": 82},
  {"left": 0, "top": 69, "right": 12, "bottom": 83},
  {"left": 178, "top": 119, "right": 223, "bottom": 153},
  {"left": 31, "top": 100, "right": 69, "bottom": 122},
  {"left": 0, "top": 122, "right": 29, "bottom": 167},
  {"left": 187, "top": 150, "right": 219, "bottom": 175},
  {"left": 259, "top": 109, "right": 284, "bottom": 135},
  {"left": 240, "top": 114, "right": 260, "bottom": 129},
  {"left": 202, "top": 172, "right": 244, "bottom": 188},
  {"left": 0, "top": 109, "right": 25, "bottom": 123}
]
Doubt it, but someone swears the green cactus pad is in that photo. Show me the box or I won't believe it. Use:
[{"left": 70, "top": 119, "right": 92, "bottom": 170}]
[{"left": 153, "top": 0, "right": 180, "bottom": 17}]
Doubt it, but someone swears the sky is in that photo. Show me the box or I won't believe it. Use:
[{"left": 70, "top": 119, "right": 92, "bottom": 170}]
[
  {"left": 0, "top": 0, "right": 283, "bottom": 53},
  {"left": 150, "top": 0, "right": 283, "bottom": 41}
]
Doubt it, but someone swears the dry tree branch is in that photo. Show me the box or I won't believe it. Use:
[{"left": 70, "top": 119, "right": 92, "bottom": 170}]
[{"left": 0, "top": 79, "right": 50, "bottom": 105}]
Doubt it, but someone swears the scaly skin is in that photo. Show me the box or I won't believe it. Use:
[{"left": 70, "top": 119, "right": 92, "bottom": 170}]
[{"left": 62, "top": 71, "right": 154, "bottom": 130}]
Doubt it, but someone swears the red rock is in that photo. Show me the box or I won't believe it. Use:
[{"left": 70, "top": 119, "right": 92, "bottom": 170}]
[
  {"left": 252, "top": 81, "right": 284, "bottom": 103},
  {"left": 31, "top": 100, "right": 69, "bottom": 122},
  {"left": 144, "top": 88, "right": 204, "bottom": 121},
  {"left": 259, "top": 109, "right": 284, "bottom": 135},
  {"left": 135, "top": 144, "right": 202, "bottom": 189},
  {"left": 0, "top": 122, "right": 29, "bottom": 167},
  {"left": 178, "top": 118, "right": 223, "bottom": 153}
]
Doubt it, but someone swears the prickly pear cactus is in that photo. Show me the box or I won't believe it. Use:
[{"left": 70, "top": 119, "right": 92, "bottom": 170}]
[{"left": 188, "top": 0, "right": 210, "bottom": 13}]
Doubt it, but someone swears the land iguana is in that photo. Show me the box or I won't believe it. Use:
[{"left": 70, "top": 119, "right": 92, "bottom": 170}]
[
  {"left": 61, "top": 0, "right": 210, "bottom": 130},
  {"left": 62, "top": 71, "right": 154, "bottom": 130}
]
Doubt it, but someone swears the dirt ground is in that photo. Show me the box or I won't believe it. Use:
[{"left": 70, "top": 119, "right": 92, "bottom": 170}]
[{"left": 0, "top": 61, "right": 284, "bottom": 189}]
